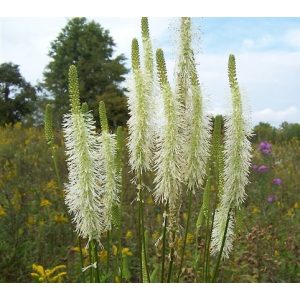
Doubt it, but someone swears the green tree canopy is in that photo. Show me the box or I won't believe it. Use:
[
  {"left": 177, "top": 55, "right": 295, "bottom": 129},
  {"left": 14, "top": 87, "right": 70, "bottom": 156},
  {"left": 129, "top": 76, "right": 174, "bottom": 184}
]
[
  {"left": 43, "top": 17, "right": 129, "bottom": 127},
  {"left": 253, "top": 122, "right": 276, "bottom": 142},
  {"left": 0, "top": 62, "right": 37, "bottom": 126}
]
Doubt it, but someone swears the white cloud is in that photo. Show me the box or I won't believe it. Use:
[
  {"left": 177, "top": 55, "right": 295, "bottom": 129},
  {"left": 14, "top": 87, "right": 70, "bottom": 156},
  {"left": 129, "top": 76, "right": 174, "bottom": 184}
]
[
  {"left": 284, "top": 28, "right": 300, "bottom": 49},
  {"left": 253, "top": 106, "right": 300, "bottom": 126},
  {"left": 241, "top": 35, "right": 274, "bottom": 50},
  {"left": 194, "top": 51, "right": 300, "bottom": 123}
]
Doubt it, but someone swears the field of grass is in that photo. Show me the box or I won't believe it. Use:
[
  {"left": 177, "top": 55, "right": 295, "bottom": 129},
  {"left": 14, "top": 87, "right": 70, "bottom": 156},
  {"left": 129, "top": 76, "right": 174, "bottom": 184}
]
[{"left": 0, "top": 123, "right": 299, "bottom": 283}]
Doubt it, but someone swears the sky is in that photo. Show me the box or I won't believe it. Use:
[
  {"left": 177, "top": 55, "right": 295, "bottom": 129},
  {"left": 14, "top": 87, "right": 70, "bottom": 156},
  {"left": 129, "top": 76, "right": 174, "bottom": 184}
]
[{"left": 1, "top": 17, "right": 300, "bottom": 126}]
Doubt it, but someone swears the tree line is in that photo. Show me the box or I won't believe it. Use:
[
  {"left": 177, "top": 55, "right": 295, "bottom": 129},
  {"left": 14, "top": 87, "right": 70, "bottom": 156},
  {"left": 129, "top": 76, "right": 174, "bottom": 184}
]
[{"left": 0, "top": 18, "right": 128, "bottom": 128}]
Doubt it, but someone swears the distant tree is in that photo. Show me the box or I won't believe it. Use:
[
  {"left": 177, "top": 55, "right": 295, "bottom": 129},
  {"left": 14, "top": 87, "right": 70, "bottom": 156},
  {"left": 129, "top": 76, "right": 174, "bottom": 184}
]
[
  {"left": 253, "top": 122, "right": 276, "bottom": 142},
  {"left": 279, "top": 122, "right": 300, "bottom": 141},
  {"left": 43, "top": 17, "right": 129, "bottom": 128},
  {"left": 0, "top": 62, "right": 37, "bottom": 126}
]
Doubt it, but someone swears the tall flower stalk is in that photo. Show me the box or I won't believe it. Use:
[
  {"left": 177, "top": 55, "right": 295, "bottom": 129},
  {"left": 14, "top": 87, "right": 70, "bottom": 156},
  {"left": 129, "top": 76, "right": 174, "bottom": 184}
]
[
  {"left": 99, "top": 101, "right": 119, "bottom": 233},
  {"left": 127, "top": 17, "right": 155, "bottom": 282},
  {"left": 44, "top": 104, "right": 61, "bottom": 188},
  {"left": 63, "top": 65, "right": 103, "bottom": 282},
  {"left": 154, "top": 48, "right": 185, "bottom": 282},
  {"left": 63, "top": 65, "right": 104, "bottom": 243},
  {"left": 211, "top": 54, "right": 252, "bottom": 281},
  {"left": 174, "top": 18, "right": 211, "bottom": 281},
  {"left": 98, "top": 101, "right": 120, "bottom": 280}
]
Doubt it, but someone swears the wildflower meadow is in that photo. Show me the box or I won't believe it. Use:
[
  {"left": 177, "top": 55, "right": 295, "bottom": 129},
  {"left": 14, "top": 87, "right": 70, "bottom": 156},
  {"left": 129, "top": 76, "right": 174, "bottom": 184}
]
[{"left": 0, "top": 17, "right": 299, "bottom": 284}]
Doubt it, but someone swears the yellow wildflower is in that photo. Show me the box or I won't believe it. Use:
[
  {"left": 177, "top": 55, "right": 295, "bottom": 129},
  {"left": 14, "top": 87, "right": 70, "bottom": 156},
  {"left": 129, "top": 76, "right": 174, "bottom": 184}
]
[
  {"left": 31, "top": 264, "right": 67, "bottom": 283},
  {"left": 152, "top": 231, "right": 160, "bottom": 241},
  {"left": 40, "top": 198, "right": 52, "bottom": 207},
  {"left": 252, "top": 207, "right": 261, "bottom": 214},
  {"left": 274, "top": 250, "right": 279, "bottom": 257},
  {"left": 125, "top": 230, "right": 133, "bottom": 240},
  {"left": 112, "top": 244, "right": 118, "bottom": 256},
  {"left": 14, "top": 122, "right": 22, "bottom": 129},
  {"left": 122, "top": 248, "right": 133, "bottom": 257},
  {"left": 12, "top": 190, "right": 21, "bottom": 212},
  {"left": 70, "top": 246, "right": 88, "bottom": 257},
  {"left": 39, "top": 220, "right": 45, "bottom": 226},
  {"left": 44, "top": 179, "right": 57, "bottom": 192},
  {"left": 147, "top": 196, "right": 154, "bottom": 205},
  {"left": 0, "top": 205, "right": 6, "bottom": 217},
  {"left": 287, "top": 208, "right": 294, "bottom": 217},
  {"left": 54, "top": 214, "right": 68, "bottom": 224},
  {"left": 99, "top": 250, "right": 108, "bottom": 263},
  {"left": 156, "top": 213, "right": 162, "bottom": 224},
  {"left": 186, "top": 233, "right": 194, "bottom": 244},
  {"left": 27, "top": 215, "right": 36, "bottom": 226}
]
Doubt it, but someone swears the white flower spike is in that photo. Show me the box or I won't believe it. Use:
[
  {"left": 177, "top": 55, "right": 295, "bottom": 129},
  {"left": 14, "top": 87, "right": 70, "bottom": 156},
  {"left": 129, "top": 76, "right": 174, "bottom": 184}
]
[
  {"left": 63, "top": 65, "right": 104, "bottom": 242},
  {"left": 99, "top": 101, "right": 119, "bottom": 232},
  {"left": 211, "top": 54, "right": 252, "bottom": 259},
  {"left": 154, "top": 48, "right": 185, "bottom": 228},
  {"left": 127, "top": 38, "right": 155, "bottom": 174}
]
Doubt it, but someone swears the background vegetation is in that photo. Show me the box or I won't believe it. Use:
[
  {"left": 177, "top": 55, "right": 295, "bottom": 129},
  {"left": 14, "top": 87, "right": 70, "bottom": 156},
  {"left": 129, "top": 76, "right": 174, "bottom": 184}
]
[{"left": 0, "top": 123, "right": 299, "bottom": 282}]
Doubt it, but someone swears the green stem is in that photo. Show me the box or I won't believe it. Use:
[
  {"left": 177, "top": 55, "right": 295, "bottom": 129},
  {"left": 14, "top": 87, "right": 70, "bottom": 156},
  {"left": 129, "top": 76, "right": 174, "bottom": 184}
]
[
  {"left": 167, "top": 230, "right": 175, "bottom": 283},
  {"left": 78, "top": 237, "right": 86, "bottom": 283},
  {"left": 93, "top": 240, "right": 100, "bottom": 283},
  {"left": 106, "top": 230, "right": 111, "bottom": 280},
  {"left": 161, "top": 206, "right": 168, "bottom": 283},
  {"left": 51, "top": 145, "right": 61, "bottom": 188},
  {"left": 117, "top": 219, "right": 123, "bottom": 282},
  {"left": 137, "top": 172, "right": 150, "bottom": 283},
  {"left": 203, "top": 205, "right": 211, "bottom": 282},
  {"left": 88, "top": 242, "right": 93, "bottom": 282},
  {"left": 205, "top": 202, "right": 217, "bottom": 282},
  {"left": 176, "top": 190, "right": 192, "bottom": 282},
  {"left": 211, "top": 209, "right": 231, "bottom": 283},
  {"left": 140, "top": 199, "right": 151, "bottom": 282},
  {"left": 137, "top": 193, "right": 143, "bottom": 282}
]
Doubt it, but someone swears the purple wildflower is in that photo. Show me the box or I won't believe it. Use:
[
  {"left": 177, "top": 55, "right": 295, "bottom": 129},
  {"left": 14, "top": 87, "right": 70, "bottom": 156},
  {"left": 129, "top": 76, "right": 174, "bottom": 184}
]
[
  {"left": 259, "top": 141, "right": 272, "bottom": 155},
  {"left": 252, "top": 164, "right": 258, "bottom": 171},
  {"left": 267, "top": 195, "right": 276, "bottom": 203},
  {"left": 272, "top": 178, "right": 282, "bottom": 186},
  {"left": 257, "top": 165, "right": 269, "bottom": 173}
]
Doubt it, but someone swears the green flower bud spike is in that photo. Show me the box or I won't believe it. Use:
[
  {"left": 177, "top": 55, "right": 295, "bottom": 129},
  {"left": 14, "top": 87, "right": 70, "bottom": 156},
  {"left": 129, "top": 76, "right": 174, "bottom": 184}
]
[
  {"left": 68, "top": 65, "right": 81, "bottom": 114},
  {"left": 44, "top": 104, "right": 54, "bottom": 145},
  {"left": 81, "top": 102, "right": 89, "bottom": 114}
]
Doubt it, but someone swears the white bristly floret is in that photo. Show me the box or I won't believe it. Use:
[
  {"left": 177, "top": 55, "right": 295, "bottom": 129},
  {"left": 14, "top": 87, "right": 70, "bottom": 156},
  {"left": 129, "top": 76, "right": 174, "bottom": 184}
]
[
  {"left": 99, "top": 131, "right": 119, "bottom": 231},
  {"left": 183, "top": 75, "right": 211, "bottom": 192},
  {"left": 210, "top": 203, "right": 235, "bottom": 259},
  {"left": 127, "top": 69, "right": 155, "bottom": 174},
  {"left": 63, "top": 111, "right": 104, "bottom": 242},
  {"left": 153, "top": 80, "right": 185, "bottom": 228},
  {"left": 211, "top": 54, "right": 252, "bottom": 258}
]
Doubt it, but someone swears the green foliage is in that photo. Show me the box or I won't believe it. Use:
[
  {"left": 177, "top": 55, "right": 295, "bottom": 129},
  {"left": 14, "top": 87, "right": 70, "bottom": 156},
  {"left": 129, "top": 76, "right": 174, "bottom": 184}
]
[
  {"left": 44, "top": 104, "right": 54, "bottom": 145},
  {"left": 99, "top": 101, "right": 109, "bottom": 133},
  {"left": 253, "top": 121, "right": 300, "bottom": 142},
  {"left": 196, "top": 176, "right": 212, "bottom": 231},
  {"left": 43, "top": 17, "right": 129, "bottom": 128},
  {"left": 0, "top": 62, "right": 37, "bottom": 125},
  {"left": 81, "top": 102, "right": 89, "bottom": 114}
]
